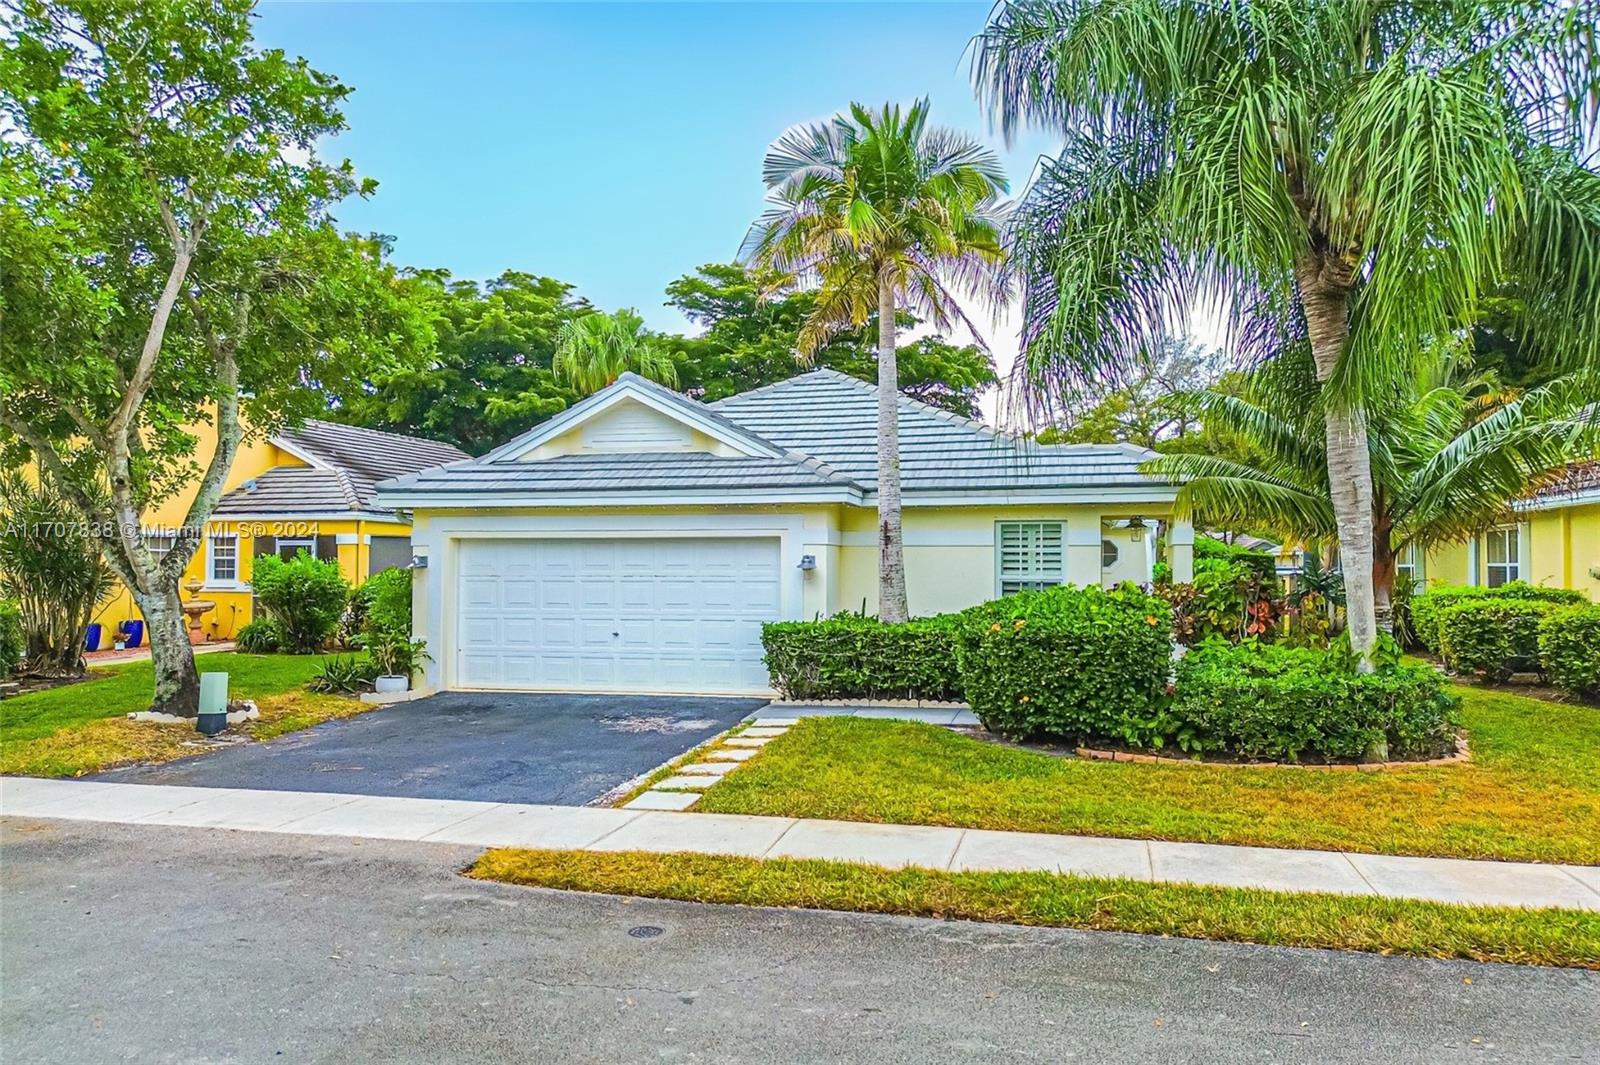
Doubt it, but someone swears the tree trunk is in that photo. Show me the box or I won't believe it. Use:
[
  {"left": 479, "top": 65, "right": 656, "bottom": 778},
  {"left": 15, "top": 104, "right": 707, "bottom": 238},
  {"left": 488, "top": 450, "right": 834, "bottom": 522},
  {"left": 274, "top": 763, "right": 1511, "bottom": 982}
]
[
  {"left": 137, "top": 588, "right": 201, "bottom": 717},
  {"left": 875, "top": 268, "right": 910, "bottom": 624},
  {"left": 1296, "top": 256, "right": 1379, "bottom": 671},
  {"left": 1371, "top": 528, "right": 1396, "bottom": 637}
]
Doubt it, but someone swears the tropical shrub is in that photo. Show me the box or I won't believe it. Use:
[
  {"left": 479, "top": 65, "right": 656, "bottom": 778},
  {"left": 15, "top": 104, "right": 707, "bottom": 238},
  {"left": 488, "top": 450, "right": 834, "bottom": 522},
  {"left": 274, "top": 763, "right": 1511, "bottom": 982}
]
[
  {"left": 1410, "top": 582, "right": 1585, "bottom": 653},
  {"left": 306, "top": 654, "right": 379, "bottom": 695},
  {"left": 360, "top": 567, "right": 414, "bottom": 637},
  {"left": 0, "top": 473, "right": 114, "bottom": 676},
  {"left": 0, "top": 598, "right": 24, "bottom": 678},
  {"left": 761, "top": 613, "right": 963, "bottom": 701},
  {"left": 1538, "top": 605, "right": 1600, "bottom": 702},
  {"left": 249, "top": 551, "right": 350, "bottom": 654},
  {"left": 1170, "top": 641, "right": 1459, "bottom": 762},
  {"left": 1194, "top": 535, "right": 1277, "bottom": 582},
  {"left": 1157, "top": 557, "right": 1283, "bottom": 646},
  {"left": 235, "top": 619, "right": 282, "bottom": 655},
  {"left": 954, "top": 584, "right": 1172, "bottom": 744},
  {"left": 1436, "top": 599, "right": 1556, "bottom": 682}
]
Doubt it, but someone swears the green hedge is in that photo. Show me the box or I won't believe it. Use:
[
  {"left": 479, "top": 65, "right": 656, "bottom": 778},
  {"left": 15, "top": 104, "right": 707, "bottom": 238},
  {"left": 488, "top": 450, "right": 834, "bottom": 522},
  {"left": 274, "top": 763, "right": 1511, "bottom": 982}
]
[
  {"left": 1194, "top": 535, "right": 1278, "bottom": 583},
  {"left": 250, "top": 551, "right": 350, "bottom": 654},
  {"left": 1538, "top": 605, "right": 1600, "bottom": 702},
  {"left": 1410, "top": 582, "right": 1584, "bottom": 653},
  {"left": 1436, "top": 599, "right": 1556, "bottom": 682},
  {"left": 954, "top": 585, "right": 1173, "bottom": 744},
  {"left": 761, "top": 613, "right": 963, "bottom": 701},
  {"left": 1170, "top": 641, "right": 1460, "bottom": 762}
]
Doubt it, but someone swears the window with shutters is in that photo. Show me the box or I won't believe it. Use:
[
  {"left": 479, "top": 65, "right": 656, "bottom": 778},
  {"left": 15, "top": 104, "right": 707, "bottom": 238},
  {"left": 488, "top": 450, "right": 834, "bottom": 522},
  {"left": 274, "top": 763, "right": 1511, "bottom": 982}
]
[{"left": 996, "top": 522, "right": 1065, "bottom": 596}]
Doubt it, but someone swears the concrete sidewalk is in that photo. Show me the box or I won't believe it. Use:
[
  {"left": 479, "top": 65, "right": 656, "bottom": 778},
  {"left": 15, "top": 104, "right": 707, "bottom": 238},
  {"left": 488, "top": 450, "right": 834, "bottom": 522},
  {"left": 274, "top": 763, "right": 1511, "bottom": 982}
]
[{"left": 3, "top": 775, "right": 1597, "bottom": 911}]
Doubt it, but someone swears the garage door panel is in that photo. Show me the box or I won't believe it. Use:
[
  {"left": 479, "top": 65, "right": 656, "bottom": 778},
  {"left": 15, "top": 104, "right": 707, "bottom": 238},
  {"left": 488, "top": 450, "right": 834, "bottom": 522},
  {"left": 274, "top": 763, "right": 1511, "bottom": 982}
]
[{"left": 455, "top": 537, "right": 779, "bottom": 694}]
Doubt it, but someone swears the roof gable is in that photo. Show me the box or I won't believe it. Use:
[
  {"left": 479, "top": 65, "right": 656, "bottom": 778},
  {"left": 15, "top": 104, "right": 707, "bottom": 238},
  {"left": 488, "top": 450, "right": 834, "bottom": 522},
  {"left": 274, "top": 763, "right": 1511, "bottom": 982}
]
[{"left": 482, "top": 373, "right": 786, "bottom": 463}]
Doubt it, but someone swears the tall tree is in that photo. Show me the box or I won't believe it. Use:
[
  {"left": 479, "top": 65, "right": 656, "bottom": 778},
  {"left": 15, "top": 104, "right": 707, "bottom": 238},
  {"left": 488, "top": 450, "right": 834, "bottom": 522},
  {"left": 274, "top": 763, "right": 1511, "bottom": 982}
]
[
  {"left": 666, "top": 263, "right": 998, "bottom": 417},
  {"left": 552, "top": 308, "right": 678, "bottom": 395},
  {"left": 741, "top": 100, "right": 1008, "bottom": 622},
  {"left": 331, "top": 269, "right": 585, "bottom": 455},
  {"left": 1147, "top": 351, "right": 1600, "bottom": 615},
  {"left": 1039, "top": 337, "right": 1224, "bottom": 447},
  {"left": 0, "top": 0, "right": 429, "bottom": 715},
  {"left": 975, "top": 0, "right": 1600, "bottom": 663}
]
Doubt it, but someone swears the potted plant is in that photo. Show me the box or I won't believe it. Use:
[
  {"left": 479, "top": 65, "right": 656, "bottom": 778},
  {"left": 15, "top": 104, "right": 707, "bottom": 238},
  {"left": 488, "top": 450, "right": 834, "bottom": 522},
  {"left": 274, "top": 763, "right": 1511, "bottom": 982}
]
[{"left": 367, "top": 630, "right": 427, "bottom": 693}]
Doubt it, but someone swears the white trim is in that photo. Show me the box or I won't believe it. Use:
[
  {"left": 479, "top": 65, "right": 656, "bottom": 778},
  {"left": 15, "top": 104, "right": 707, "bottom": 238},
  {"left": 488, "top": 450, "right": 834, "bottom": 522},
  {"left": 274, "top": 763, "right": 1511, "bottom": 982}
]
[
  {"left": 375, "top": 485, "right": 1178, "bottom": 512},
  {"left": 481, "top": 376, "right": 783, "bottom": 463},
  {"left": 335, "top": 533, "right": 359, "bottom": 546},
  {"left": 206, "top": 532, "right": 241, "bottom": 587},
  {"left": 276, "top": 536, "right": 318, "bottom": 560},
  {"left": 1514, "top": 487, "right": 1600, "bottom": 512},
  {"left": 267, "top": 436, "right": 336, "bottom": 471}
]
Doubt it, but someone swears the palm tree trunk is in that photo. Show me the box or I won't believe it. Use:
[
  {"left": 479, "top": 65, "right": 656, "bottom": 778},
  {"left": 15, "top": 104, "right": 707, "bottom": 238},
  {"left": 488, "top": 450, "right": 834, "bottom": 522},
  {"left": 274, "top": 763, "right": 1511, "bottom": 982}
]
[
  {"left": 1296, "top": 258, "right": 1379, "bottom": 671},
  {"left": 875, "top": 268, "right": 910, "bottom": 623},
  {"left": 1372, "top": 518, "right": 1396, "bottom": 636}
]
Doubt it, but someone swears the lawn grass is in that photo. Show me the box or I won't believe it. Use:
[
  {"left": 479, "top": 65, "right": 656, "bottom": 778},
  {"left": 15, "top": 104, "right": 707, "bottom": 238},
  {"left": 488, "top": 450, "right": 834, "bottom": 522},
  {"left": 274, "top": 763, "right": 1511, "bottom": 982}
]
[
  {"left": 697, "top": 686, "right": 1600, "bottom": 865},
  {"left": 470, "top": 848, "right": 1600, "bottom": 969},
  {"left": 0, "top": 653, "right": 372, "bottom": 777}
]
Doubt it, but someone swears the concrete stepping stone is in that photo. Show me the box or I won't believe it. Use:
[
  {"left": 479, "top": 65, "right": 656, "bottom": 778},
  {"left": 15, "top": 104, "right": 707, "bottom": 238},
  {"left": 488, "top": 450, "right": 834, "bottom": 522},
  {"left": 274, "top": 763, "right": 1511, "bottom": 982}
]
[
  {"left": 749, "top": 717, "right": 800, "bottom": 726},
  {"left": 622, "top": 790, "right": 699, "bottom": 811},
  {"left": 653, "top": 775, "right": 716, "bottom": 791},
  {"left": 707, "top": 741, "right": 761, "bottom": 757},
  {"left": 722, "top": 736, "right": 770, "bottom": 748},
  {"left": 678, "top": 762, "right": 739, "bottom": 776},
  {"left": 740, "top": 727, "right": 789, "bottom": 738}
]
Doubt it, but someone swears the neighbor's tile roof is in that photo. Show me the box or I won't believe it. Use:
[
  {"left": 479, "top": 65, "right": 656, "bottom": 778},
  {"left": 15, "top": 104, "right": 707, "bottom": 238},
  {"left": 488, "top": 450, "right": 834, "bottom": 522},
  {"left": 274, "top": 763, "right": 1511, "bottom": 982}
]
[
  {"left": 1527, "top": 459, "right": 1600, "bottom": 501},
  {"left": 711, "top": 369, "right": 1162, "bottom": 493},
  {"left": 215, "top": 420, "right": 469, "bottom": 516},
  {"left": 375, "top": 369, "right": 1174, "bottom": 503}
]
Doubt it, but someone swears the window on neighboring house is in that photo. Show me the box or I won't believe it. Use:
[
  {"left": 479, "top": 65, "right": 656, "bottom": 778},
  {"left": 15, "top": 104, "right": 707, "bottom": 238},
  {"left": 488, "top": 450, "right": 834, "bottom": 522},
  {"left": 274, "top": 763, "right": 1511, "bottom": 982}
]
[
  {"left": 208, "top": 533, "right": 238, "bottom": 584},
  {"left": 1395, "top": 543, "right": 1421, "bottom": 594},
  {"left": 145, "top": 530, "right": 176, "bottom": 560},
  {"left": 1484, "top": 526, "right": 1520, "bottom": 588},
  {"left": 997, "top": 522, "right": 1064, "bottom": 595},
  {"left": 276, "top": 537, "right": 315, "bottom": 561}
]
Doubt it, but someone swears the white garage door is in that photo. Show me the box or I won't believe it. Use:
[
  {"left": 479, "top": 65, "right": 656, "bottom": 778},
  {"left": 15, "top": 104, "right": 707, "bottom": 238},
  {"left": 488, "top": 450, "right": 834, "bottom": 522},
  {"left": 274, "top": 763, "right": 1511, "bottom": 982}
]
[{"left": 454, "top": 537, "right": 781, "bottom": 693}]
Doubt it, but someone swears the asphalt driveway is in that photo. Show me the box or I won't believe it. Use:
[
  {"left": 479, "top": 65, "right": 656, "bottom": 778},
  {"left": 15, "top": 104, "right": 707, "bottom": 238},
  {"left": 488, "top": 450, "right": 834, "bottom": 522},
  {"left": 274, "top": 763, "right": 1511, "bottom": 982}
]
[{"left": 96, "top": 691, "right": 765, "bottom": 805}]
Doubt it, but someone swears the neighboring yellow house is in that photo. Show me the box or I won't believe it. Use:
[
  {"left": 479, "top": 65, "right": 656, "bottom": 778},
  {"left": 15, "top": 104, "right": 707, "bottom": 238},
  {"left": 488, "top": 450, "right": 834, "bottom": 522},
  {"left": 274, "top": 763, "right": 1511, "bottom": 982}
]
[
  {"left": 375, "top": 370, "right": 1190, "bottom": 696},
  {"left": 1410, "top": 460, "right": 1600, "bottom": 601},
  {"left": 93, "top": 420, "right": 467, "bottom": 648}
]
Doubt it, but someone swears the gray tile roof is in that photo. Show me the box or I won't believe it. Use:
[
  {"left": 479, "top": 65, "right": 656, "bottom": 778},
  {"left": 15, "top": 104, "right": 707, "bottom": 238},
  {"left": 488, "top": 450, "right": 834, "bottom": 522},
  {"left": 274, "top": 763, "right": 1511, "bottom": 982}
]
[
  {"left": 711, "top": 370, "right": 1164, "bottom": 493},
  {"left": 216, "top": 420, "right": 470, "bottom": 516},
  {"left": 375, "top": 369, "right": 1175, "bottom": 504}
]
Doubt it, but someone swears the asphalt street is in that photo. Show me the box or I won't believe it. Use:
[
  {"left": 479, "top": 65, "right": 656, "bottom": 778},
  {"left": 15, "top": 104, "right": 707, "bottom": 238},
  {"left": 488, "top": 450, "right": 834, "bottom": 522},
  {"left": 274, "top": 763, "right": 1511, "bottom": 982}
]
[{"left": 2, "top": 817, "right": 1596, "bottom": 1064}]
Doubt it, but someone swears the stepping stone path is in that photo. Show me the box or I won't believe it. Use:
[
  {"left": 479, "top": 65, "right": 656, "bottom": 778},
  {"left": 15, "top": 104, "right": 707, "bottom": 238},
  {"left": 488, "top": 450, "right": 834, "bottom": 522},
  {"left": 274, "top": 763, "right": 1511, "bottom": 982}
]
[{"left": 621, "top": 722, "right": 793, "bottom": 811}]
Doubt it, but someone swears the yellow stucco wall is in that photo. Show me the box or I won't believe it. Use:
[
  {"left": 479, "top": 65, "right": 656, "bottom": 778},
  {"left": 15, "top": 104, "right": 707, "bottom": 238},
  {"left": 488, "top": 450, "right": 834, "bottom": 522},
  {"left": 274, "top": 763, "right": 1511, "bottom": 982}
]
[
  {"left": 87, "top": 413, "right": 413, "bottom": 648},
  {"left": 1420, "top": 502, "right": 1599, "bottom": 601}
]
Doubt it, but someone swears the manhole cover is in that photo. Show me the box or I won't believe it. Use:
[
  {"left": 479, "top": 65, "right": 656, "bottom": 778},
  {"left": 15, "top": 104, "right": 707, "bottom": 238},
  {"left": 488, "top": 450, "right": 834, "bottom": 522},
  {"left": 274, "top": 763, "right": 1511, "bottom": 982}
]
[{"left": 627, "top": 925, "right": 665, "bottom": 940}]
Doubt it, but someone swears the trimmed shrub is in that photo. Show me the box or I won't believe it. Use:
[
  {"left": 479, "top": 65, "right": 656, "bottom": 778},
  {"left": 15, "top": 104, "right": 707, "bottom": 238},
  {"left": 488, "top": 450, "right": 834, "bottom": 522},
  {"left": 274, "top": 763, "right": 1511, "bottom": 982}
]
[
  {"left": 953, "top": 584, "right": 1173, "bottom": 744},
  {"left": 1436, "top": 599, "right": 1555, "bottom": 682},
  {"left": 1410, "top": 582, "right": 1585, "bottom": 653},
  {"left": 1170, "top": 641, "right": 1459, "bottom": 762},
  {"left": 762, "top": 613, "right": 963, "bottom": 701},
  {"left": 235, "top": 619, "right": 282, "bottom": 655},
  {"left": 1194, "top": 535, "right": 1278, "bottom": 583},
  {"left": 250, "top": 551, "right": 350, "bottom": 654},
  {"left": 0, "top": 598, "right": 23, "bottom": 677},
  {"left": 361, "top": 567, "right": 414, "bottom": 638},
  {"left": 1538, "top": 604, "right": 1600, "bottom": 702}
]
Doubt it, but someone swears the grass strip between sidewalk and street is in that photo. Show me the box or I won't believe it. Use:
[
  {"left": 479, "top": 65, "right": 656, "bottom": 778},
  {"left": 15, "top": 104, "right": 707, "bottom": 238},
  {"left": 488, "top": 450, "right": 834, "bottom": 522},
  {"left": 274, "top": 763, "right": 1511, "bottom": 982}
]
[{"left": 469, "top": 848, "right": 1600, "bottom": 970}]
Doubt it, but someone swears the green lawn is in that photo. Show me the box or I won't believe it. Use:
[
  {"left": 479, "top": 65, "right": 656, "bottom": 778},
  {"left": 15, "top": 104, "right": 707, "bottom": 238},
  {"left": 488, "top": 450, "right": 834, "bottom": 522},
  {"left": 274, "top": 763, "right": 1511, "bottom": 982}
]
[
  {"left": 0, "top": 653, "right": 336, "bottom": 743},
  {"left": 0, "top": 653, "right": 366, "bottom": 778},
  {"left": 697, "top": 685, "right": 1600, "bottom": 865},
  {"left": 471, "top": 848, "right": 1600, "bottom": 969}
]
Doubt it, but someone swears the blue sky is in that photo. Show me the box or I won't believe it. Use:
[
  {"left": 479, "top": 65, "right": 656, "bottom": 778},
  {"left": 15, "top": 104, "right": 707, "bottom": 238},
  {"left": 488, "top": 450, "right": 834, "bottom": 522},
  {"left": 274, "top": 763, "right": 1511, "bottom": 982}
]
[{"left": 254, "top": 1, "right": 1059, "bottom": 335}]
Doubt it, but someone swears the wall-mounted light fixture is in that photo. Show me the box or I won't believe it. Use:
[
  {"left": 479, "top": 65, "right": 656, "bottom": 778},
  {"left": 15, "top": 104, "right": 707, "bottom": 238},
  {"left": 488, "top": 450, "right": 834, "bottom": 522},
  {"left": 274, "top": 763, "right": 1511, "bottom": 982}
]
[
  {"left": 797, "top": 554, "right": 817, "bottom": 571},
  {"left": 410, "top": 555, "right": 429, "bottom": 570}
]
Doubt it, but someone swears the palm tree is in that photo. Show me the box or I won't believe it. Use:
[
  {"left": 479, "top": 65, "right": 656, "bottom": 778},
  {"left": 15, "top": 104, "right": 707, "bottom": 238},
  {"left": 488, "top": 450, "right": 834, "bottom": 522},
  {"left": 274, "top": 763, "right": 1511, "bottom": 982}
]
[
  {"left": 553, "top": 309, "right": 677, "bottom": 395},
  {"left": 1146, "top": 351, "right": 1600, "bottom": 621},
  {"left": 975, "top": 0, "right": 1600, "bottom": 663},
  {"left": 740, "top": 99, "right": 1008, "bottom": 622}
]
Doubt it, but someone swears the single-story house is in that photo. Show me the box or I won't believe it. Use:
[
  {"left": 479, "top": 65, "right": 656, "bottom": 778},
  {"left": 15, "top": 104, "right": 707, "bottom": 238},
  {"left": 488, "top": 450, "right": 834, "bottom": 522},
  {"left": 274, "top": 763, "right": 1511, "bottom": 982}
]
[
  {"left": 376, "top": 370, "right": 1190, "bottom": 695},
  {"left": 98, "top": 419, "right": 467, "bottom": 646}
]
